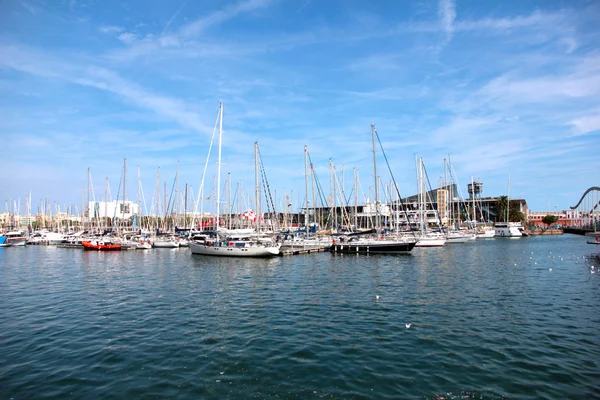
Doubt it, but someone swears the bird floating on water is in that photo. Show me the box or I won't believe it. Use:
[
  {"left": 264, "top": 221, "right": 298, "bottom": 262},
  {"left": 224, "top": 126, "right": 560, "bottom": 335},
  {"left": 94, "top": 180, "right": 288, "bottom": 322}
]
[{"left": 405, "top": 323, "right": 411, "bottom": 329}]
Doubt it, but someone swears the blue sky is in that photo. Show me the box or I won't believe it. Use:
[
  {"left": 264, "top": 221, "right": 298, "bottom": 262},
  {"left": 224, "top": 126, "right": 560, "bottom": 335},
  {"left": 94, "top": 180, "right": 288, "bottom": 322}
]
[{"left": 1, "top": 0, "right": 599, "bottom": 216}]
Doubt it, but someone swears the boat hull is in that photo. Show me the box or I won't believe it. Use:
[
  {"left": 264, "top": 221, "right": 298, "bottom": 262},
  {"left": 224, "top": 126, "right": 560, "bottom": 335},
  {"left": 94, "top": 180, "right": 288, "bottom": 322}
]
[
  {"left": 477, "top": 229, "right": 496, "bottom": 239},
  {"left": 494, "top": 226, "right": 523, "bottom": 237},
  {"left": 6, "top": 239, "right": 27, "bottom": 246},
  {"left": 152, "top": 241, "right": 180, "bottom": 248},
  {"left": 82, "top": 241, "right": 122, "bottom": 251},
  {"left": 415, "top": 238, "right": 446, "bottom": 247},
  {"left": 330, "top": 240, "right": 416, "bottom": 254},
  {"left": 446, "top": 233, "right": 476, "bottom": 243},
  {"left": 189, "top": 242, "right": 280, "bottom": 257}
]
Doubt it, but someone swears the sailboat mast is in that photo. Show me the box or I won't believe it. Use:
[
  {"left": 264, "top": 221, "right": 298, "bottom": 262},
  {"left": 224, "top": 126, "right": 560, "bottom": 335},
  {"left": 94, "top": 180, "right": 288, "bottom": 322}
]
[
  {"left": 87, "top": 167, "right": 91, "bottom": 231},
  {"left": 507, "top": 172, "right": 511, "bottom": 223},
  {"left": 227, "top": 172, "right": 231, "bottom": 230},
  {"left": 123, "top": 158, "right": 127, "bottom": 225},
  {"left": 471, "top": 176, "right": 476, "bottom": 224},
  {"left": 304, "top": 145, "right": 309, "bottom": 236},
  {"left": 105, "top": 177, "right": 108, "bottom": 231},
  {"left": 137, "top": 165, "right": 141, "bottom": 229},
  {"left": 216, "top": 102, "right": 223, "bottom": 234},
  {"left": 175, "top": 161, "right": 179, "bottom": 226},
  {"left": 414, "top": 155, "right": 420, "bottom": 232},
  {"left": 329, "top": 159, "right": 334, "bottom": 229},
  {"left": 371, "top": 124, "right": 379, "bottom": 230},
  {"left": 254, "top": 141, "right": 260, "bottom": 233},
  {"left": 311, "top": 164, "right": 316, "bottom": 231},
  {"left": 354, "top": 168, "right": 358, "bottom": 229}
]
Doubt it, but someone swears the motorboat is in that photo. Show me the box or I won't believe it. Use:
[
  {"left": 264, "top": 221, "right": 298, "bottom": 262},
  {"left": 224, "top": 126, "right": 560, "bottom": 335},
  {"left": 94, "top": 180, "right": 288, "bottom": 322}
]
[{"left": 494, "top": 222, "right": 525, "bottom": 237}]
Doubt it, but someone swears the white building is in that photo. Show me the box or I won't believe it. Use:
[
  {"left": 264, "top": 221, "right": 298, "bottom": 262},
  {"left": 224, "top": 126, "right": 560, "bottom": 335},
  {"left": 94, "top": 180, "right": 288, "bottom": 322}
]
[{"left": 88, "top": 201, "right": 139, "bottom": 219}]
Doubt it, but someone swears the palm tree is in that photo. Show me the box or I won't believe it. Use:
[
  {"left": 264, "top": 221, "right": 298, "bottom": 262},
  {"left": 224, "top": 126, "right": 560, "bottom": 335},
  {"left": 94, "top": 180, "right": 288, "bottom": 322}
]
[
  {"left": 496, "top": 196, "right": 508, "bottom": 222},
  {"left": 509, "top": 205, "right": 525, "bottom": 223}
]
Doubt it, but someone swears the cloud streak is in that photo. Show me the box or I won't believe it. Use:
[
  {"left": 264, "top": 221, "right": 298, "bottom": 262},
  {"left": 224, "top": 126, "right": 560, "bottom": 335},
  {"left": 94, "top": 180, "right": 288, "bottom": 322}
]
[{"left": 438, "top": 0, "right": 456, "bottom": 43}]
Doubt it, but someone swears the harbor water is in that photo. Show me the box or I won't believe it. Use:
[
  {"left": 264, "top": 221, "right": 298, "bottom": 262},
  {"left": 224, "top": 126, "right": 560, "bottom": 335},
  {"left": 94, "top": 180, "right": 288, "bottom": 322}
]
[{"left": 1, "top": 235, "right": 599, "bottom": 399}]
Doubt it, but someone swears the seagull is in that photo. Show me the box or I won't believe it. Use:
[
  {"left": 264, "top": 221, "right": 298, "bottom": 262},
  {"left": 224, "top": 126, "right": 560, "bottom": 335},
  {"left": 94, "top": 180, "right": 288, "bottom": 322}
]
[
  {"left": 405, "top": 323, "right": 411, "bottom": 329},
  {"left": 376, "top": 295, "right": 380, "bottom": 300},
  {"left": 549, "top": 268, "right": 552, "bottom": 271}
]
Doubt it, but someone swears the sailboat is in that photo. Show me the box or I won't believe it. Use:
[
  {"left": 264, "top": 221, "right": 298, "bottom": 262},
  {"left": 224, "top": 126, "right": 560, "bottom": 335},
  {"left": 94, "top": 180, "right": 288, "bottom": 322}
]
[
  {"left": 189, "top": 102, "right": 280, "bottom": 258},
  {"left": 330, "top": 124, "right": 417, "bottom": 254},
  {"left": 413, "top": 156, "right": 445, "bottom": 247}
]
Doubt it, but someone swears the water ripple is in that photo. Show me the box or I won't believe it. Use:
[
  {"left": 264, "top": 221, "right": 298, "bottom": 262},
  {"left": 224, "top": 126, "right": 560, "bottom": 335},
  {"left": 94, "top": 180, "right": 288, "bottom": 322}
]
[{"left": 1, "top": 237, "right": 600, "bottom": 398}]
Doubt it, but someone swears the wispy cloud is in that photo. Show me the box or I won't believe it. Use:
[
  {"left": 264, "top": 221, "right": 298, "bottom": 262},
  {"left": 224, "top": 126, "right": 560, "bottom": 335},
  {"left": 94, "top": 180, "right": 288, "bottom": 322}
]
[
  {"left": 117, "top": 32, "right": 137, "bottom": 44},
  {"left": 101, "top": 0, "right": 277, "bottom": 62},
  {"left": 99, "top": 25, "right": 124, "bottom": 34},
  {"left": 180, "top": 0, "right": 275, "bottom": 38},
  {"left": 21, "top": 1, "right": 42, "bottom": 15},
  {"left": 162, "top": 0, "right": 188, "bottom": 36},
  {"left": 455, "top": 9, "right": 562, "bottom": 31},
  {"left": 0, "top": 44, "right": 212, "bottom": 135},
  {"left": 478, "top": 56, "right": 600, "bottom": 103},
  {"left": 438, "top": 0, "right": 456, "bottom": 44},
  {"left": 402, "top": 8, "right": 568, "bottom": 36},
  {"left": 570, "top": 113, "right": 600, "bottom": 136}
]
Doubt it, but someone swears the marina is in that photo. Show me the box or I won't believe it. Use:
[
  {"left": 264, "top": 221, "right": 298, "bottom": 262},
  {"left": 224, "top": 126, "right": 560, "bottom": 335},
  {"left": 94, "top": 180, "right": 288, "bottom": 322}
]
[{"left": 2, "top": 1, "right": 599, "bottom": 397}]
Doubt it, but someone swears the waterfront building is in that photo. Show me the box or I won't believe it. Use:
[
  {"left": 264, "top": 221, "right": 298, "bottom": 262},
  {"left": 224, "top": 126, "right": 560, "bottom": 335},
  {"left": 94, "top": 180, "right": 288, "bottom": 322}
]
[{"left": 87, "top": 201, "right": 139, "bottom": 220}]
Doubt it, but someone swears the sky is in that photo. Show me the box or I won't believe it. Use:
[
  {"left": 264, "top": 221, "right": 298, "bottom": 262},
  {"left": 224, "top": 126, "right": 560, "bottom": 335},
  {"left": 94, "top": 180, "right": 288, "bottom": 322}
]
[{"left": 1, "top": 0, "right": 599, "bottom": 216}]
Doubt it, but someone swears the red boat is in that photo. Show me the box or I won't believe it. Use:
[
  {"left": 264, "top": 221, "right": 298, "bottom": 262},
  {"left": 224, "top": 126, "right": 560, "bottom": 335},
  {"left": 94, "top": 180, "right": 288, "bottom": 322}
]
[{"left": 82, "top": 240, "right": 122, "bottom": 251}]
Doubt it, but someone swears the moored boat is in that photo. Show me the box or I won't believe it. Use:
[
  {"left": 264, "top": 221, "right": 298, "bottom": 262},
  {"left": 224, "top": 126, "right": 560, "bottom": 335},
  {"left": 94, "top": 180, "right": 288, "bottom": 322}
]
[
  {"left": 476, "top": 227, "right": 496, "bottom": 239},
  {"left": 446, "top": 231, "right": 477, "bottom": 243},
  {"left": 122, "top": 235, "right": 152, "bottom": 250},
  {"left": 4, "top": 231, "right": 27, "bottom": 246},
  {"left": 330, "top": 235, "right": 416, "bottom": 254},
  {"left": 587, "top": 234, "right": 600, "bottom": 245},
  {"left": 152, "top": 237, "right": 180, "bottom": 248},
  {"left": 415, "top": 232, "right": 446, "bottom": 247},
  {"left": 188, "top": 102, "right": 280, "bottom": 259},
  {"left": 189, "top": 234, "right": 280, "bottom": 257},
  {"left": 82, "top": 240, "right": 122, "bottom": 251},
  {"left": 494, "top": 222, "right": 525, "bottom": 238}
]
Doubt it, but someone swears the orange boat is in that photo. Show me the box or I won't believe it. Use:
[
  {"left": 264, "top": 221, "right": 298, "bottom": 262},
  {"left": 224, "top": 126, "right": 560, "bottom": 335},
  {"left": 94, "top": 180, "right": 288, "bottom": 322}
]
[{"left": 82, "top": 240, "right": 122, "bottom": 251}]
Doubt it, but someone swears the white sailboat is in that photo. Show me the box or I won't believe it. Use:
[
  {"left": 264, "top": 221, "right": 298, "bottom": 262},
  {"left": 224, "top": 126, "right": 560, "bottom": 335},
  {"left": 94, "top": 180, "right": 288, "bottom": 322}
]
[
  {"left": 413, "top": 156, "right": 446, "bottom": 247},
  {"left": 331, "top": 124, "right": 417, "bottom": 254},
  {"left": 189, "top": 102, "right": 280, "bottom": 258}
]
